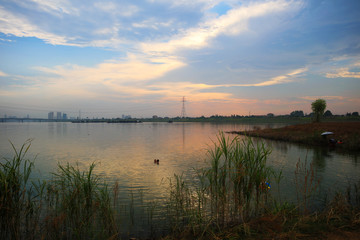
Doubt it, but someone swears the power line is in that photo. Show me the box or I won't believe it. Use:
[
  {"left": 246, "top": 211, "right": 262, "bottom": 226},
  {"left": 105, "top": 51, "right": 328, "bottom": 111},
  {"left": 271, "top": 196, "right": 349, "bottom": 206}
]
[{"left": 181, "top": 96, "right": 186, "bottom": 118}]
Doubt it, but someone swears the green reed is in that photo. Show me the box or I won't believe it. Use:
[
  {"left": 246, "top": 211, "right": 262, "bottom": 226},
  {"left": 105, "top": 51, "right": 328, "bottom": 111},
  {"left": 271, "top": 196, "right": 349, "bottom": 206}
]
[
  {"left": 44, "top": 162, "right": 118, "bottom": 239},
  {"left": 0, "top": 139, "right": 45, "bottom": 240},
  {"left": 167, "top": 132, "right": 274, "bottom": 235}
]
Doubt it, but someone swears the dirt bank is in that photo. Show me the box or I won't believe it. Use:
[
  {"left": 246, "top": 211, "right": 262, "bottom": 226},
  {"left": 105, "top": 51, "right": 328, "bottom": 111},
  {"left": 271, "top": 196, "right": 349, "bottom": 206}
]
[{"left": 229, "top": 122, "right": 360, "bottom": 151}]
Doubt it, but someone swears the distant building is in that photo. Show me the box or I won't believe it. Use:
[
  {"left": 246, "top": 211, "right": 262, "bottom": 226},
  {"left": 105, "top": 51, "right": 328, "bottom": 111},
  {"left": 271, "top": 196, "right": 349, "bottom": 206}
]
[
  {"left": 63, "top": 113, "right": 68, "bottom": 120},
  {"left": 48, "top": 112, "right": 54, "bottom": 120},
  {"left": 122, "top": 114, "right": 131, "bottom": 119},
  {"left": 57, "top": 112, "right": 62, "bottom": 120}
]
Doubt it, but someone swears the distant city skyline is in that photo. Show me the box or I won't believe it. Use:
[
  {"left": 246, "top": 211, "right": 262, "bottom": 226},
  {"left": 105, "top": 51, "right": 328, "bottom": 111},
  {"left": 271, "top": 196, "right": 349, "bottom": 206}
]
[{"left": 0, "top": 0, "right": 359, "bottom": 117}]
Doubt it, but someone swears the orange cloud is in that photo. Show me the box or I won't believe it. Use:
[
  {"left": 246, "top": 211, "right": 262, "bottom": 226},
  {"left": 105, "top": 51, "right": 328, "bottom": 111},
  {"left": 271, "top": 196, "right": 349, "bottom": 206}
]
[
  {"left": 0, "top": 70, "right": 8, "bottom": 77},
  {"left": 326, "top": 68, "right": 360, "bottom": 78}
]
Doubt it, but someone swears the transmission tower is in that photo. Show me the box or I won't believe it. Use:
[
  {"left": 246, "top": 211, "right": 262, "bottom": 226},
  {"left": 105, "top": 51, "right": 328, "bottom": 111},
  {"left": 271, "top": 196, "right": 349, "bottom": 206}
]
[{"left": 181, "top": 96, "right": 186, "bottom": 118}]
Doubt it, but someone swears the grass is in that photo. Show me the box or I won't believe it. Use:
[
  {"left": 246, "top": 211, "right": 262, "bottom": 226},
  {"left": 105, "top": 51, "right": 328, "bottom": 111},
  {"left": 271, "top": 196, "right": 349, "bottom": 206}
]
[
  {"left": 0, "top": 139, "right": 42, "bottom": 239},
  {"left": 164, "top": 133, "right": 360, "bottom": 239},
  {"left": 44, "top": 162, "right": 118, "bottom": 239},
  {"left": 1, "top": 136, "right": 359, "bottom": 239},
  {"left": 230, "top": 122, "right": 360, "bottom": 151},
  {"left": 0, "top": 140, "right": 118, "bottom": 239},
  {"left": 166, "top": 133, "right": 276, "bottom": 237}
]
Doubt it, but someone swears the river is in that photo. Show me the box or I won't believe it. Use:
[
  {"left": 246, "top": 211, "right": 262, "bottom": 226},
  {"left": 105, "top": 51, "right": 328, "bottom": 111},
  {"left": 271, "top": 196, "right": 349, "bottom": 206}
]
[{"left": 0, "top": 121, "right": 358, "bottom": 238}]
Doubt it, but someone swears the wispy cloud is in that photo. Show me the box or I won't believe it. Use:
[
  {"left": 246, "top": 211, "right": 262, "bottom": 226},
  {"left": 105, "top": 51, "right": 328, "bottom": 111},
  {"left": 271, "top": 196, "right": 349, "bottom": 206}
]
[
  {"left": 0, "top": 70, "right": 8, "bottom": 77},
  {"left": 240, "top": 67, "right": 308, "bottom": 87},
  {"left": 301, "top": 96, "right": 345, "bottom": 101},
  {"left": 28, "top": 0, "right": 78, "bottom": 16},
  {"left": 141, "top": 0, "right": 299, "bottom": 55},
  {"left": 0, "top": 6, "right": 80, "bottom": 46},
  {"left": 326, "top": 68, "right": 360, "bottom": 78},
  {"left": 35, "top": 54, "right": 185, "bottom": 83},
  {"left": 94, "top": 2, "right": 139, "bottom": 17}
]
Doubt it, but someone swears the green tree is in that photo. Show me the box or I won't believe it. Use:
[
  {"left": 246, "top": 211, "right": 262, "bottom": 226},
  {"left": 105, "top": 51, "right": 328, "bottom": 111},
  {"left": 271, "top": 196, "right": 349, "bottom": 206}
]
[
  {"left": 311, "top": 99, "right": 326, "bottom": 122},
  {"left": 324, "top": 110, "right": 333, "bottom": 117}
]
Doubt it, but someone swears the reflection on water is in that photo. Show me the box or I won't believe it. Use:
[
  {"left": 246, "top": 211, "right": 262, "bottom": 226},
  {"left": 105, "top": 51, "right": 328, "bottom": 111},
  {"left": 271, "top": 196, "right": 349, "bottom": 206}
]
[{"left": 0, "top": 122, "right": 359, "bottom": 237}]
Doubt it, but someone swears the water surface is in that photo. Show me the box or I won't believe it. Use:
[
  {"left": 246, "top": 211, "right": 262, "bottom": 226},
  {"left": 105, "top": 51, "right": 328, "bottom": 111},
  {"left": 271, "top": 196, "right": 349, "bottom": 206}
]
[{"left": 0, "top": 121, "right": 358, "bottom": 237}]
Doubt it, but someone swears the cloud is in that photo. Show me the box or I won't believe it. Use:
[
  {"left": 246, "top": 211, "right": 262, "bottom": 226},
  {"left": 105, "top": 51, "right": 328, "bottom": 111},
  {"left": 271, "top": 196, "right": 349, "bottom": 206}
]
[
  {"left": 146, "top": 0, "right": 220, "bottom": 9},
  {"left": 326, "top": 68, "right": 360, "bottom": 78},
  {"left": 28, "top": 0, "right": 78, "bottom": 16},
  {"left": 301, "top": 96, "right": 345, "bottom": 101},
  {"left": 0, "top": 70, "right": 8, "bottom": 77},
  {"left": 240, "top": 67, "right": 308, "bottom": 87},
  {"left": 35, "top": 54, "right": 185, "bottom": 83},
  {"left": 132, "top": 18, "right": 174, "bottom": 30},
  {"left": 0, "top": 6, "right": 80, "bottom": 46},
  {"left": 9, "top": 54, "right": 186, "bottom": 102},
  {"left": 141, "top": 0, "right": 299, "bottom": 55},
  {"left": 94, "top": 2, "right": 139, "bottom": 17}
]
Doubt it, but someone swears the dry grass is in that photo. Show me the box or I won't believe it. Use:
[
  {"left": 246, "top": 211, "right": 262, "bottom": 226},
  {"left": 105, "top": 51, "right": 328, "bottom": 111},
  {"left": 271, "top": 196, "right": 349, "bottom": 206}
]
[{"left": 230, "top": 122, "right": 360, "bottom": 151}]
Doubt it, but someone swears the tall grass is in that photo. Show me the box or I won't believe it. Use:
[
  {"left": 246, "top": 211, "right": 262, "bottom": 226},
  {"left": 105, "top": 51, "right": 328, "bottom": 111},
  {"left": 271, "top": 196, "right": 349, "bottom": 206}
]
[
  {"left": 167, "top": 132, "right": 274, "bottom": 236},
  {"left": 44, "top": 162, "right": 118, "bottom": 239},
  {"left": 294, "top": 157, "right": 320, "bottom": 214},
  {"left": 0, "top": 139, "right": 45, "bottom": 239},
  {"left": 0, "top": 140, "right": 118, "bottom": 239}
]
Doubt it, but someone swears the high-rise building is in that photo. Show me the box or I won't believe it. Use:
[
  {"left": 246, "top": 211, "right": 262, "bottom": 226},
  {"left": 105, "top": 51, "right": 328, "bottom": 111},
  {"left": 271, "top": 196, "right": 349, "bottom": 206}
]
[
  {"left": 48, "top": 112, "right": 54, "bottom": 120},
  {"left": 57, "top": 112, "right": 62, "bottom": 120},
  {"left": 63, "top": 113, "right": 68, "bottom": 120}
]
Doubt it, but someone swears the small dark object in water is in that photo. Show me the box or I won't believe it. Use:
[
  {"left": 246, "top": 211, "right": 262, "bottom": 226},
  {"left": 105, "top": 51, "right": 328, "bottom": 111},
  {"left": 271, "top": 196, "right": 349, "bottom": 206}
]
[{"left": 329, "top": 138, "right": 339, "bottom": 147}]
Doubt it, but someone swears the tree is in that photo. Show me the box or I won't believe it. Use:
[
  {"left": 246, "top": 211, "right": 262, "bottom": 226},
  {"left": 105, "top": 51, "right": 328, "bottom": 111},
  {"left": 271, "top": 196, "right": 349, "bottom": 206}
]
[
  {"left": 324, "top": 110, "right": 333, "bottom": 117},
  {"left": 311, "top": 99, "right": 326, "bottom": 122},
  {"left": 290, "top": 110, "right": 304, "bottom": 117},
  {"left": 352, "top": 112, "right": 359, "bottom": 117}
]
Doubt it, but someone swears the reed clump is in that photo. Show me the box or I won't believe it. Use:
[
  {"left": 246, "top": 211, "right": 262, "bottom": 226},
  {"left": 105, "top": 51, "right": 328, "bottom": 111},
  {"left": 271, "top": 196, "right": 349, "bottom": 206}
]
[
  {"left": 0, "top": 140, "right": 118, "bottom": 239},
  {"left": 166, "top": 132, "right": 360, "bottom": 239},
  {"left": 0, "top": 139, "right": 45, "bottom": 240},
  {"left": 167, "top": 132, "right": 274, "bottom": 236},
  {"left": 44, "top": 162, "right": 118, "bottom": 239}
]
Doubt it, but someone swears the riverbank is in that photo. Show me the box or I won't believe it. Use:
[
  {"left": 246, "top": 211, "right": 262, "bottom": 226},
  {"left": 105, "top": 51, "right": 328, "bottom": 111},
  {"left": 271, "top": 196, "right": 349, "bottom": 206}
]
[{"left": 229, "top": 122, "right": 360, "bottom": 151}]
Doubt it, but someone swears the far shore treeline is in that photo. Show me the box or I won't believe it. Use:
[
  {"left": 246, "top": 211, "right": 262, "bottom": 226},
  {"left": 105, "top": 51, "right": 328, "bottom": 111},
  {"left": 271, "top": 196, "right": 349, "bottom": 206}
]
[
  {"left": 2, "top": 111, "right": 359, "bottom": 123},
  {"left": 1, "top": 98, "right": 359, "bottom": 123}
]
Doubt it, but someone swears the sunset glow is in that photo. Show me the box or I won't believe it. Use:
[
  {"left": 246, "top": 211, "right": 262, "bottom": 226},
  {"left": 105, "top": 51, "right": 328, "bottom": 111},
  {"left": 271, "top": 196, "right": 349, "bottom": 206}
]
[{"left": 0, "top": 0, "right": 359, "bottom": 118}]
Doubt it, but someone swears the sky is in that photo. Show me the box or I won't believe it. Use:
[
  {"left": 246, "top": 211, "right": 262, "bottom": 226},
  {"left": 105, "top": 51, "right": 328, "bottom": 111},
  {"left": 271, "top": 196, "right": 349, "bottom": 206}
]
[{"left": 0, "top": 0, "right": 359, "bottom": 118}]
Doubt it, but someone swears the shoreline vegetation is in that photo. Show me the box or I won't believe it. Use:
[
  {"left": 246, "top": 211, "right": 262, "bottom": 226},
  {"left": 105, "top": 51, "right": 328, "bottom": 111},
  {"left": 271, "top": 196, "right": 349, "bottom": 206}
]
[
  {"left": 228, "top": 122, "right": 360, "bottom": 151},
  {"left": 1, "top": 135, "right": 360, "bottom": 239},
  {"left": 2, "top": 114, "right": 360, "bottom": 124}
]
